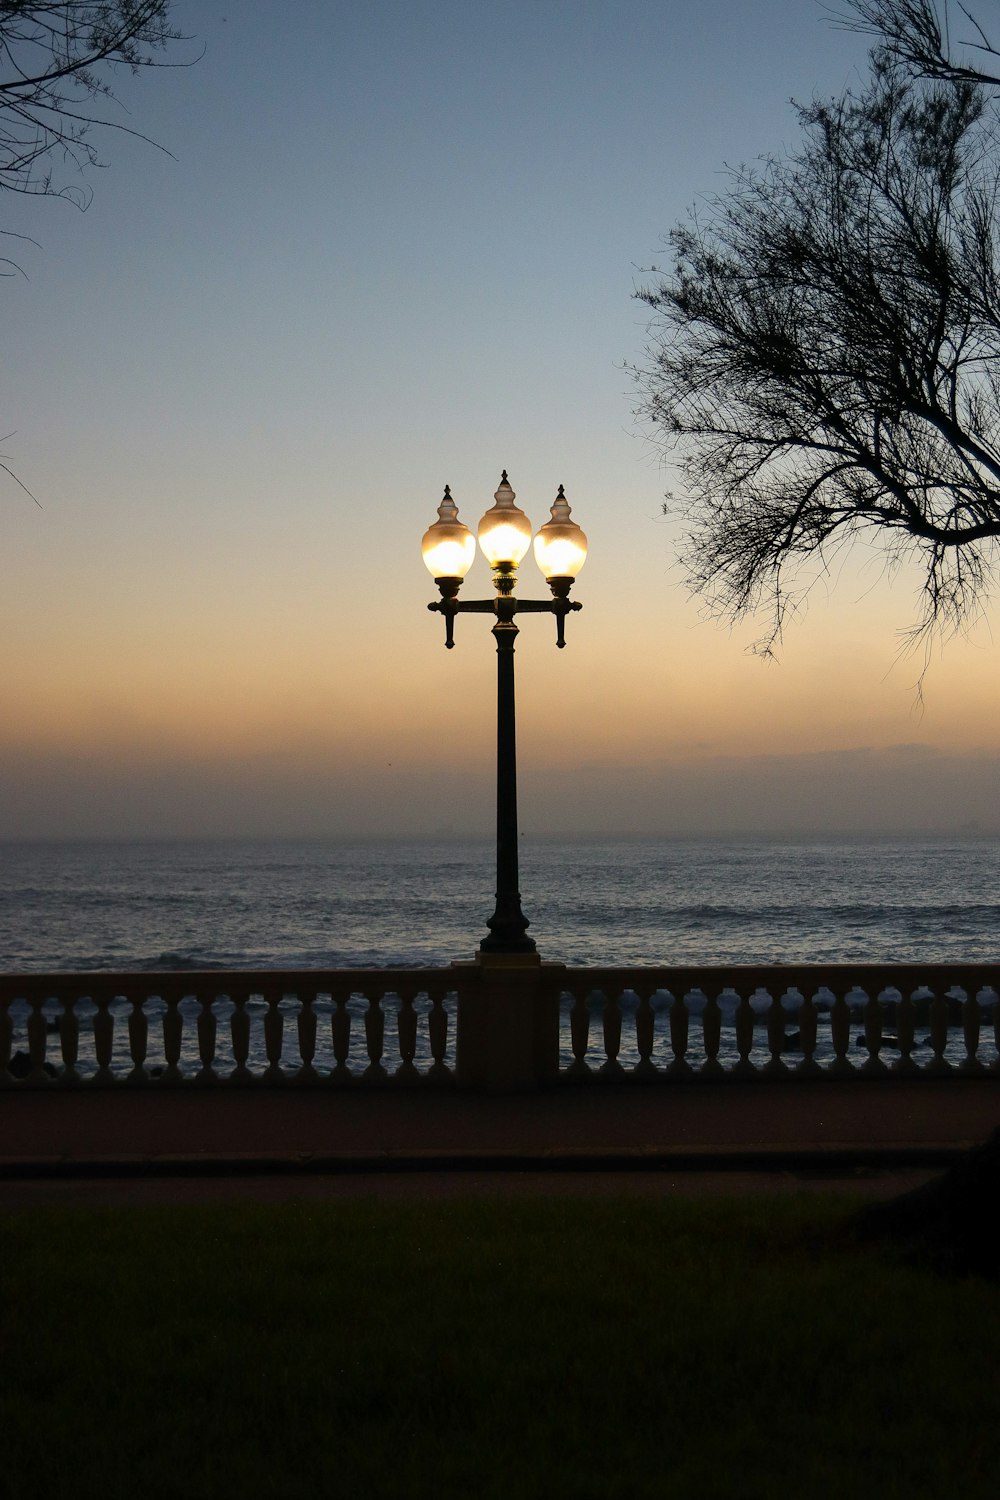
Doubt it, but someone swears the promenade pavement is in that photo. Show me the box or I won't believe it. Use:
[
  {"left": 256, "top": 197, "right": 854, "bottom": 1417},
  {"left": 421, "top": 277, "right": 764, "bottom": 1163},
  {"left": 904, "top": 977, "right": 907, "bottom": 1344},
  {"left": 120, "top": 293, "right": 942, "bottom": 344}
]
[{"left": 2, "top": 1076, "right": 996, "bottom": 1206}]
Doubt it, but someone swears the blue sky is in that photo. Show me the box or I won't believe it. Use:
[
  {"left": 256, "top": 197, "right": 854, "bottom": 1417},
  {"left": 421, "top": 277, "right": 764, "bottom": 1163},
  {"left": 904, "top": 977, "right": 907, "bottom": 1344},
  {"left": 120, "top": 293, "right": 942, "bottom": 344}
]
[{"left": 2, "top": 1, "right": 998, "bottom": 837}]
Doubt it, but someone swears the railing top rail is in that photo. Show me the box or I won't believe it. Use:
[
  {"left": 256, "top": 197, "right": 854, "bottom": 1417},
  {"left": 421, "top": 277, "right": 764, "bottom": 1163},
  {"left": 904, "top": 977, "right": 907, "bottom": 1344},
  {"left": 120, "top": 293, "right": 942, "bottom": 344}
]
[
  {"left": 2, "top": 960, "right": 997, "bottom": 1007},
  {"left": 556, "top": 962, "right": 999, "bottom": 989},
  {"left": 0, "top": 967, "right": 463, "bottom": 998}
]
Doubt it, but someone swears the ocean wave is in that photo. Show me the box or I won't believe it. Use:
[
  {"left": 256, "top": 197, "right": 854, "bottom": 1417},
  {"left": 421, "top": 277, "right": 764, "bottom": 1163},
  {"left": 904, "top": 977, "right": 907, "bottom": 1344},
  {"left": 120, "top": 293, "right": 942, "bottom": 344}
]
[{"left": 1, "top": 836, "right": 996, "bottom": 971}]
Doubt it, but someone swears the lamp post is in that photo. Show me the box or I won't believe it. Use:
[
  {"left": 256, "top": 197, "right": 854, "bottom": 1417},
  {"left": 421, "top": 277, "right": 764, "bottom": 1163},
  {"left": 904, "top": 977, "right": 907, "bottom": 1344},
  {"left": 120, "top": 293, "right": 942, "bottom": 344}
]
[{"left": 422, "top": 472, "right": 587, "bottom": 955}]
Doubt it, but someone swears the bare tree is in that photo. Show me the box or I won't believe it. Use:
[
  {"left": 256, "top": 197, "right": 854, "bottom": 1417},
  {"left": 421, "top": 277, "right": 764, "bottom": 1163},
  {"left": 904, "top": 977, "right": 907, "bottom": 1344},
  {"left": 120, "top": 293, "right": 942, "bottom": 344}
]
[
  {"left": 0, "top": 2, "right": 188, "bottom": 208},
  {"left": 633, "top": 65, "right": 1000, "bottom": 652},
  {"left": 835, "top": 1, "right": 1000, "bottom": 87}
]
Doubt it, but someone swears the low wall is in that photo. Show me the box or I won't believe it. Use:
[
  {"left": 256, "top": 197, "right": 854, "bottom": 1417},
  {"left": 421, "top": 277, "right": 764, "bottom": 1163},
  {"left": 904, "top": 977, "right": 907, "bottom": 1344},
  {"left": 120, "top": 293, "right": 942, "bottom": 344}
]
[{"left": 2, "top": 958, "right": 998, "bottom": 1091}]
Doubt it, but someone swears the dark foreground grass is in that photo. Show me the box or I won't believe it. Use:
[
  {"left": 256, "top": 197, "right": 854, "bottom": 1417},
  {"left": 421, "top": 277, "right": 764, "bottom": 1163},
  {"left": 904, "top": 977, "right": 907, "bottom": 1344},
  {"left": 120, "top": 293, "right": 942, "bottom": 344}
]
[{"left": 2, "top": 1193, "right": 999, "bottom": 1499}]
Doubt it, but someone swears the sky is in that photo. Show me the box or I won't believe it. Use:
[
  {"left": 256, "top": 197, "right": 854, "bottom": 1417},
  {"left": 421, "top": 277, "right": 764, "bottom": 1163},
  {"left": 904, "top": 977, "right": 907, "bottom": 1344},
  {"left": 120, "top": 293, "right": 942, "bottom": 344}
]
[{"left": 2, "top": 0, "right": 998, "bottom": 840}]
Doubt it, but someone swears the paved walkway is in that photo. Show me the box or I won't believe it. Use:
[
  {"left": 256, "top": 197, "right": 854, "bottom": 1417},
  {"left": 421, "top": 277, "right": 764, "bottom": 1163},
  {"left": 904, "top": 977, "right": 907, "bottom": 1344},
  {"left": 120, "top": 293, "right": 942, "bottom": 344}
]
[{"left": 2, "top": 1076, "right": 996, "bottom": 1206}]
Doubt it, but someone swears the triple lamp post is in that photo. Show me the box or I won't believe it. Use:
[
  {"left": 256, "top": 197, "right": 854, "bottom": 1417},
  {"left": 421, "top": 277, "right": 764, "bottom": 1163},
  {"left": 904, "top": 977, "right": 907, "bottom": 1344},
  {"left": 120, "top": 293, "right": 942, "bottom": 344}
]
[{"left": 422, "top": 472, "right": 587, "bottom": 956}]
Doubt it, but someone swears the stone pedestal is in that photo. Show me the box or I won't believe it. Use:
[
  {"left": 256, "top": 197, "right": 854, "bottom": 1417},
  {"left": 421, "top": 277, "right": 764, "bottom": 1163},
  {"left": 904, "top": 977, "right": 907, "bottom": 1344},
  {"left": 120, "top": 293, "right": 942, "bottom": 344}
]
[{"left": 454, "top": 953, "right": 563, "bottom": 1092}]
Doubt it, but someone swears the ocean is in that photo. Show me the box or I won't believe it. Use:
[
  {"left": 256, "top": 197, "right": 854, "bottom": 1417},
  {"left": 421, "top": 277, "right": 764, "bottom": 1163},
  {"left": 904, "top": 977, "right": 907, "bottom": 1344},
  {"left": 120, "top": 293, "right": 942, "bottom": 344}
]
[{"left": 0, "top": 834, "right": 997, "bottom": 972}]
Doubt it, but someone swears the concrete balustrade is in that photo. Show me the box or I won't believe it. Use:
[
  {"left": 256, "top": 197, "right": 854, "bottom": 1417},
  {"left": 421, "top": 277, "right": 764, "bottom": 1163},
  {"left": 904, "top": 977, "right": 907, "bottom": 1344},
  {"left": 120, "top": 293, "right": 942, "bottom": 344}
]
[
  {"left": 0, "top": 970, "right": 459, "bottom": 1089},
  {"left": 557, "top": 964, "right": 999, "bottom": 1082},
  {"left": 1, "top": 960, "right": 997, "bottom": 1091}
]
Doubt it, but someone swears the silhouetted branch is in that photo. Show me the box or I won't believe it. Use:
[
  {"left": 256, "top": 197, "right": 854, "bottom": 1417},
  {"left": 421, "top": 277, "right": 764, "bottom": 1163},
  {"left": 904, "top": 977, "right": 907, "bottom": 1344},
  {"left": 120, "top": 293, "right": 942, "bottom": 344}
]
[
  {"left": 0, "top": 2, "right": 194, "bottom": 200},
  {"left": 0, "top": 434, "right": 41, "bottom": 505},
  {"left": 633, "top": 67, "right": 1000, "bottom": 648},
  {"left": 833, "top": 1, "right": 1000, "bottom": 87}
]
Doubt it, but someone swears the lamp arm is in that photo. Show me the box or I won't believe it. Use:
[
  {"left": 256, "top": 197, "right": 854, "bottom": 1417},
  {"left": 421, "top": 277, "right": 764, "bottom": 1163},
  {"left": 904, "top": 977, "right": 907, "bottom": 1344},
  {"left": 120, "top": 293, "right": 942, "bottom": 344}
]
[
  {"left": 554, "top": 597, "right": 582, "bottom": 649},
  {"left": 427, "top": 593, "right": 497, "bottom": 648},
  {"left": 427, "top": 597, "right": 458, "bottom": 649},
  {"left": 508, "top": 595, "right": 584, "bottom": 648},
  {"left": 427, "top": 593, "right": 583, "bottom": 649}
]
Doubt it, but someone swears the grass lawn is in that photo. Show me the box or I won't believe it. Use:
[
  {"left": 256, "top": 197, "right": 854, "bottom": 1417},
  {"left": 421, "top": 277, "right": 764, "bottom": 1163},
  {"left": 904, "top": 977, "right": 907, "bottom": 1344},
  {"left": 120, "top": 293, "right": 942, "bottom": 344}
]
[{"left": 2, "top": 1193, "right": 998, "bottom": 1499}]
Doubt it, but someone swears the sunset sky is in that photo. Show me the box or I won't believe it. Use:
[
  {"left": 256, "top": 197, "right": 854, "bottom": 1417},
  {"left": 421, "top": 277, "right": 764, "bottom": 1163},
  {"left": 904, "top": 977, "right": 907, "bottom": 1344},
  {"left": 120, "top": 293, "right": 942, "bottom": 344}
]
[{"left": 2, "top": 0, "right": 998, "bottom": 839}]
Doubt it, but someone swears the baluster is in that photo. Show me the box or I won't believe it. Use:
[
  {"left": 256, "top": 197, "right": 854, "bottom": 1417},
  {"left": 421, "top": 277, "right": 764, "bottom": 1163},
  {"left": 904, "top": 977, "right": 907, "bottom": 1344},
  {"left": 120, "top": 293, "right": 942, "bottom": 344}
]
[
  {"left": 961, "top": 989, "right": 983, "bottom": 1075},
  {"left": 363, "top": 991, "right": 387, "bottom": 1081},
  {"left": 93, "top": 994, "right": 116, "bottom": 1084},
  {"left": 27, "top": 995, "right": 51, "bottom": 1084},
  {"left": 128, "top": 994, "right": 149, "bottom": 1084},
  {"left": 295, "top": 990, "right": 318, "bottom": 1083},
  {"left": 427, "top": 986, "right": 451, "bottom": 1080},
  {"left": 567, "top": 990, "right": 591, "bottom": 1076},
  {"left": 161, "top": 992, "right": 184, "bottom": 1083},
  {"left": 278, "top": 994, "right": 300, "bottom": 1073},
  {"left": 59, "top": 996, "right": 80, "bottom": 1085},
  {"left": 796, "top": 989, "right": 820, "bottom": 1076},
  {"left": 927, "top": 990, "right": 950, "bottom": 1074},
  {"left": 397, "top": 988, "right": 420, "bottom": 1082},
  {"left": 701, "top": 989, "right": 723, "bottom": 1076},
  {"left": 667, "top": 991, "right": 691, "bottom": 1077},
  {"left": 262, "top": 987, "right": 285, "bottom": 1083},
  {"left": 601, "top": 990, "right": 624, "bottom": 1077},
  {"left": 733, "top": 989, "right": 756, "bottom": 1076},
  {"left": 331, "top": 990, "right": 353, "bottom": 1081},
  {"left": 861, "top": 989, "right": 887, "bottom": 1076},
  {"left": 634, "top": 987, "right": 656, "bottom": 1078},
  {"left": 229, "top": 990, "right": 252, "bottom": 1084},
  {"left": 764, "top": 989, "right": 787, "bottom": 1076},
  {"left": 829, "top": 991, "right": 852, "bottom": 1076},
  {"left": 196, "top": 993, "right": 218, "bottom": 1083},
  {"left": 69, "top": 995, "right": 91, "bottom": 1080},
  {"left": 892, "top": 989, "right": 917, "bottom": 1075}
]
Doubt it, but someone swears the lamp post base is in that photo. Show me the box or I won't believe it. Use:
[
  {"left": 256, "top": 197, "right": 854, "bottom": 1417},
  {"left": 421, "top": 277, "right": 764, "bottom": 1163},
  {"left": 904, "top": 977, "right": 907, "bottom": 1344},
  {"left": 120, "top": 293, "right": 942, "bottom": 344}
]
[
  {"left": 474, "top": 946, "right": 542, "bottom": 967},
  {"left": 479, "top": 901, "right": 537, "bottom": 955},
  {"left": 479, "top": 935, "right": 538, "bottom": 955}
]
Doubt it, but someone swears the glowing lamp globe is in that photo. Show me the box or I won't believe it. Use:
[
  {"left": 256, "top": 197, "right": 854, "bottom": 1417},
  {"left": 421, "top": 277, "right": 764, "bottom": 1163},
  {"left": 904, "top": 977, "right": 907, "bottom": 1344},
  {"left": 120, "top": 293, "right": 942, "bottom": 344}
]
[
  {"left": 477, "top": 472, "right": 533, "bottom": 569},
  {"left": 533, "top": 487, "right": 588, "bottom": 580},
  {"left": 421, "top": 487, "right": 476, "bottom": 580}
]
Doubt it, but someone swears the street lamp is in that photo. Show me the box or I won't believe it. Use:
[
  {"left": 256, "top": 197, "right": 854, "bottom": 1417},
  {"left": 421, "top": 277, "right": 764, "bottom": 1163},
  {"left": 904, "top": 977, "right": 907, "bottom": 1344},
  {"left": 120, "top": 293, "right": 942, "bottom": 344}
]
[{"left": 422, "top": 471, "right": 587, "bottom": 954}]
